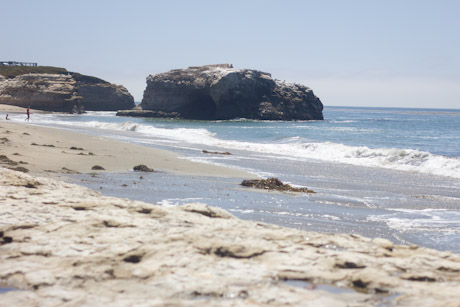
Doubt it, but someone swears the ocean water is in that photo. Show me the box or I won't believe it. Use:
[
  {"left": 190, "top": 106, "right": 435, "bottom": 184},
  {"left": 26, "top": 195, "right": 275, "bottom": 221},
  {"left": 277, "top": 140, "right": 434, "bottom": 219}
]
[{"left": 15, "top": 106, "right": 460, "bottom": 253}]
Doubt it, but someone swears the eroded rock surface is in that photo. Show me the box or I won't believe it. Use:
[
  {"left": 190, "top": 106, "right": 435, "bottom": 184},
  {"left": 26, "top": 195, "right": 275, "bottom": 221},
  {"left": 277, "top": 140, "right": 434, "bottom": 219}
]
[
  {"left": 140, "top": 64, "right": 323, "bottom": 120},
  {"left": 1, "top": 168, "right": 460, "bottom": 306},
  {"left": 0, "top": 69, "right": 134, "bottom": 112}
]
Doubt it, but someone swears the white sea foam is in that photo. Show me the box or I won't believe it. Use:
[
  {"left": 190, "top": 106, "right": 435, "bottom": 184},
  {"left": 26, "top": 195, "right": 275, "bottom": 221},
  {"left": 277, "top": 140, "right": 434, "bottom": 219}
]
[
  {"left": 30, "top": 115, "right": 460, "bottom": 179},
  {"left": 157, "top": 198, "right": 204, "bottom": 207},
  {"left": 368, "top": 209, "right": 460, "bottom": 234},
  {"left": 228, "top": 209, "right": 256, "bottom": 215},
  {"left": 328, "top": 120, "right": 357, "bottom": 124},
  {"left": 84, "top": 111, "right": 118, "bottom": 117}
]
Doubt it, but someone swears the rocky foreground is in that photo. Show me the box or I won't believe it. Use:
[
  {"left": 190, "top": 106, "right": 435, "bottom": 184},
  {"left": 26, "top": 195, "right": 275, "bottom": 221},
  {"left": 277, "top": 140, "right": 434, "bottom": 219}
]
[
  {"left": 139, "top": 64, "right": 323, "bottom": 120},
  {"left": 1, "top": 168, "right": 460, "bottom": 306},
  {"left": 0, "top": 67, "right": 134, "bottom": 112}
]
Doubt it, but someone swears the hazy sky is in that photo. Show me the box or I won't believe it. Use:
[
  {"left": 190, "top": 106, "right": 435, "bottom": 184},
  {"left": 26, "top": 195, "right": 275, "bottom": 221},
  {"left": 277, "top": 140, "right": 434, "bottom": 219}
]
[{"left": 3, "top": 0, "right": 460, "bottom": 108}]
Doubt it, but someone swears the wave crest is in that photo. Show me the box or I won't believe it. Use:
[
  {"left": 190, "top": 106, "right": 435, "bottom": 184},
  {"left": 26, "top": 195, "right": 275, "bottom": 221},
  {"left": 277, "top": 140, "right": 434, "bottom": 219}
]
[{"left": 31, "top": 117, "right": 460, "bottom": 179}]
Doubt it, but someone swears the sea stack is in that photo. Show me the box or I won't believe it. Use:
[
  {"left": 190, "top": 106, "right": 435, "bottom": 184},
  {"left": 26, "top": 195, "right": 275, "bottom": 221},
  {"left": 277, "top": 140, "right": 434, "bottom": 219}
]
[
  {"left": 0, "top": 65, "right": 134, "bottom": 112},
  {"left": 138, "top": 64, "right": 323, "bottom": 120}
]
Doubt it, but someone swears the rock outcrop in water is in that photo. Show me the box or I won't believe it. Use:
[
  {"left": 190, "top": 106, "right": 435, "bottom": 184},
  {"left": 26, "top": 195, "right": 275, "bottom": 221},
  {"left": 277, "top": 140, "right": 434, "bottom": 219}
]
[
  {"left": 0, "top": 67, "right": 134, "bottom": 112},
  {"left": 241, "top": 177, "right": 315, "bottom": 193},
  {"left": 139, "top": 64, "right": 323, "bottom": 120}
]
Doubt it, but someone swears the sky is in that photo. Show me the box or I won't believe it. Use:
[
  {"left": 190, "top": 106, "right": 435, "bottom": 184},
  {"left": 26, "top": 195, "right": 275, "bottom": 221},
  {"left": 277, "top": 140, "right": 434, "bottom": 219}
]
[{"left": 2, "top": 0, "right": 460, "bottom": 108}]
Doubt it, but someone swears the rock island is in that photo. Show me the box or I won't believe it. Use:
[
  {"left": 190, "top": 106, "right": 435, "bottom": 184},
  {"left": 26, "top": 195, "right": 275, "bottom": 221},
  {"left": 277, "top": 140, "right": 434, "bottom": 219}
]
[{"left": 120, "top": 64, "right": 323, "bottom": 120}]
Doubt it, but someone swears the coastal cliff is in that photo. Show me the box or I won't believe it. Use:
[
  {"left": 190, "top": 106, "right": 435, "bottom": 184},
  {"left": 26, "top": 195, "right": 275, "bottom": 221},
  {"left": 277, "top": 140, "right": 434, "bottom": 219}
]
[
  {"left": 139, "top": 64, "right": 323, "bottom": 120},
  {"left": 0, "top": 66, "right": 134, "bottom": 112}
]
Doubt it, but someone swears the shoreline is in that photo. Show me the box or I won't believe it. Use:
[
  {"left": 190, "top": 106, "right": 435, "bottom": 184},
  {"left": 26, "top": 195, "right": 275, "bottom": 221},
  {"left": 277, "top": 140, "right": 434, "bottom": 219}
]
[
  {"left": 2, "top": 112, "right": 460, "bottom": 255},
  {"left": 0, "top": 120, "right": 254, "bottom": 179},
  {"left": 1, "top": 112, "right": 460, "bottom": 305},
  {"left": 1, "top": 167, "right": 460, "bottom": 305}
]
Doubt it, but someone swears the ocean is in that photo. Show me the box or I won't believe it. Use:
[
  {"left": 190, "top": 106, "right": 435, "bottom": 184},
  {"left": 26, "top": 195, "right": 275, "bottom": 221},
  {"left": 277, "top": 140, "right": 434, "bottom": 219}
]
[{"left": 16, "top": 106, "right": 460, "bottom": 253}]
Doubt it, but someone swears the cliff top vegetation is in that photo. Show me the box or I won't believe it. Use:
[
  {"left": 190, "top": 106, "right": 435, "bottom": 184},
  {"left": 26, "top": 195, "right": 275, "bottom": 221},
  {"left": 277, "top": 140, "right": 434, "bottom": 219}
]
[{"left": 0, "top": 66, "right": 68, "bottom": 78}]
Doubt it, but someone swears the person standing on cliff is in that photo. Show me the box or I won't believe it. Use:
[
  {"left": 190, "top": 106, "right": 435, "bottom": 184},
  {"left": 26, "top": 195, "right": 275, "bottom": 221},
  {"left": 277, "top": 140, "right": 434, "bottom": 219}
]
[{"left": 25, "top": 106, "right": 30, "bottom": 122}]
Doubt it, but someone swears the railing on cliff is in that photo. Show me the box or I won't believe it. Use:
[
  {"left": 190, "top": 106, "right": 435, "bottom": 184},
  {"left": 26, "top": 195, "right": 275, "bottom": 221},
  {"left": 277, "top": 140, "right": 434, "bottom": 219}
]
[{"left": 0, "top": 61, "right": 38, "bottom": 67}]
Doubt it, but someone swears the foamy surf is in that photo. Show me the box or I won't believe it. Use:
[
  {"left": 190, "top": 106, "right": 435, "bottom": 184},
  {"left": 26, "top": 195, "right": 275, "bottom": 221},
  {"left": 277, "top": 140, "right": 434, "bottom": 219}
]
[
  {"left": 101, "top": 122, "right": 460, "bottom": 178},
  {"left": 368, "top": 209, "right": 460, "bottom": 235},
  {"left": 29, "top": 111, "right": 460, "bottom": 179}
]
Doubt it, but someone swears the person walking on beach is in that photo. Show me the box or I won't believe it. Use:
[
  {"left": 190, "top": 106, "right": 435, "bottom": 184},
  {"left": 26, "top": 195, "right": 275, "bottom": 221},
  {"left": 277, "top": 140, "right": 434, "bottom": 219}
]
[
  {"left": 5, "top": 114, "right": 10, "bottom": 120},
  {"left": 25, "top": 107, "right": 30, "bottom": 122}
]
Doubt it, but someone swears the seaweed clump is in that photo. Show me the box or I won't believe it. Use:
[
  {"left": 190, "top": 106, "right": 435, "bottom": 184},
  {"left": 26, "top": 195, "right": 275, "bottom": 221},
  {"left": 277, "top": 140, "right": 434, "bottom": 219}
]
[
  {"left": 133, "top": 165, "right": 154, "bottom": 172},
  {"left": 241, "top": 178, "right": 315, "bottom": 193},
  {"left": 0, "top": 155, "right": 17, "bottom": 166}
]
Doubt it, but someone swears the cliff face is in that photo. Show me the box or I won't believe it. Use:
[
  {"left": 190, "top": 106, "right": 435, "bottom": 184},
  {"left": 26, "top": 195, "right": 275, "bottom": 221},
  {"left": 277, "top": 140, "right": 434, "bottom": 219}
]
[
  {"left": 141, "top": 64, "right": 323, "bottom": 120},
  {"left": 0, "top": 69, "right": 134, "bottom": 112},
  {"left": 0, "top": 74, "right": 76, "bottom": 110},
  {"left": 70, "top": 73, "right": 134, "bottom": 111}
]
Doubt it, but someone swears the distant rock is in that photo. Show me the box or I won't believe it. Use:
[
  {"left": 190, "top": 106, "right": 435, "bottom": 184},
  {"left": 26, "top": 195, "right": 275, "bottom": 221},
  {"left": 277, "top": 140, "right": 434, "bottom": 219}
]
[
  {"left": 116, "top": 109, "right": 181, "bottom": 118},
  {"left": 0, "top": 67, "right": 134, "bottom": 112},
  {"left": 140, "top": 64, "right": 323, "bottom": 120}
]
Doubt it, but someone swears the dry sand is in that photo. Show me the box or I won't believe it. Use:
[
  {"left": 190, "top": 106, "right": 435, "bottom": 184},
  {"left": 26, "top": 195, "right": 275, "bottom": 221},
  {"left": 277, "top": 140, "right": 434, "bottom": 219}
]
[
  {"left": 0, "top": 120, "right": 253, "bottom": 178},
  {"left": 0, "top": 104, "right": 48, "bottom": 115}
]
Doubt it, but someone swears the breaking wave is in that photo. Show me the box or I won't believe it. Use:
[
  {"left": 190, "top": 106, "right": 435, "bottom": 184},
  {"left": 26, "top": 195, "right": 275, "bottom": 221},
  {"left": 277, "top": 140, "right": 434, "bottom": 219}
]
[
  {"left": 32, "top": 116, "right": 460, "bottom": 179},
  {"left": 368, "top": 209, "right": 460, "bottom": 234}
]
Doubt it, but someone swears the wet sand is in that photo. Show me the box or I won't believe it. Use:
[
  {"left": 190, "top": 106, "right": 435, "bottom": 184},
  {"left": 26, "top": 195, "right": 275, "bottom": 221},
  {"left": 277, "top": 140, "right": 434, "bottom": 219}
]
[{"left": 0, "top": 120, "right": 253, "bottom": 178}]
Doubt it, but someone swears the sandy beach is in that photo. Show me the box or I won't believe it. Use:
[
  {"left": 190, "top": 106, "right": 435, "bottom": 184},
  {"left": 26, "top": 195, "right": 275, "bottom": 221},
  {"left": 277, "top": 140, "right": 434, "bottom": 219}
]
[
  {"left": 0, "top": 119, "right": 252, "bottom": 179},
  {"left": 0, "top": 104, "right": 49, "bottom": 115}
]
